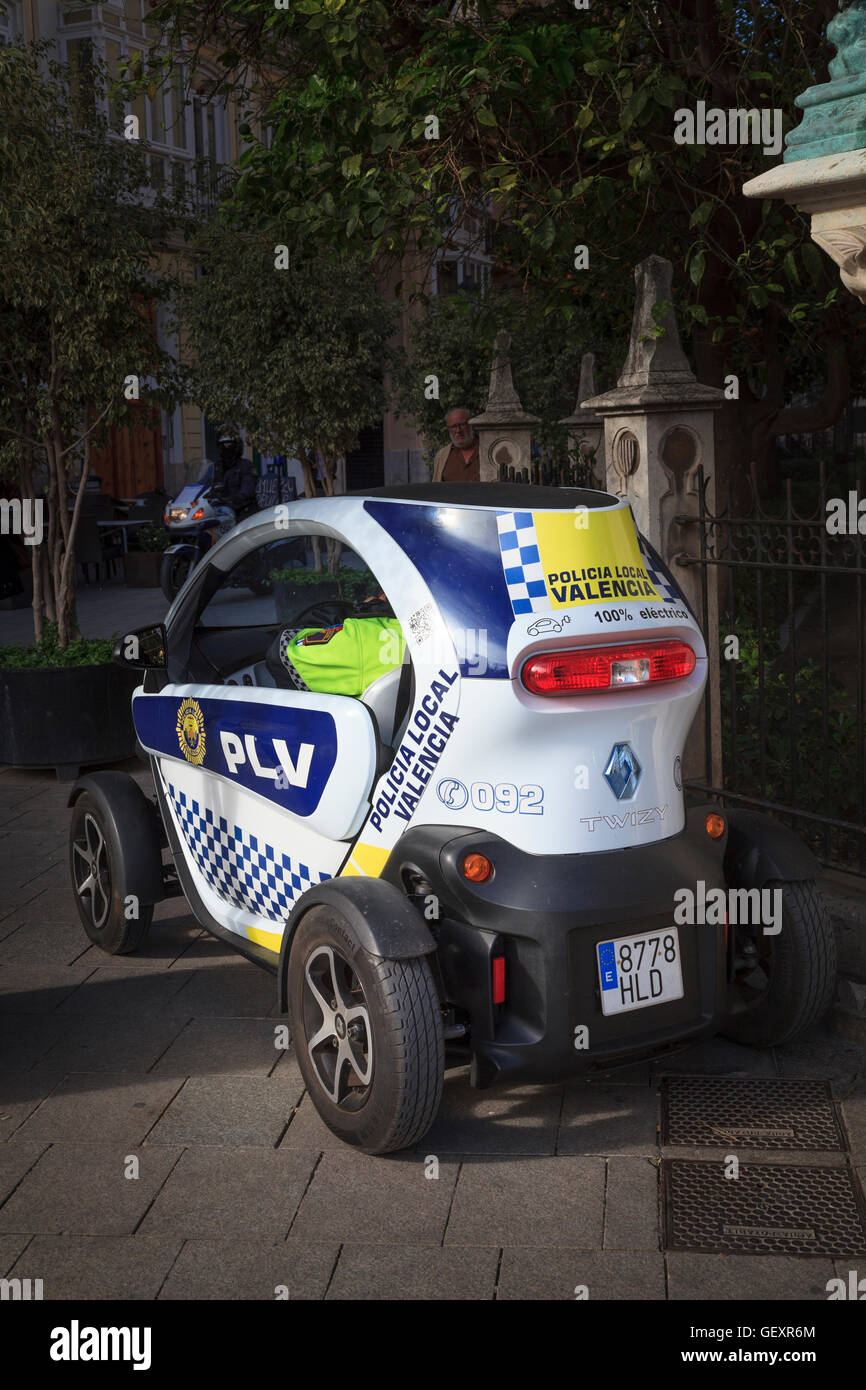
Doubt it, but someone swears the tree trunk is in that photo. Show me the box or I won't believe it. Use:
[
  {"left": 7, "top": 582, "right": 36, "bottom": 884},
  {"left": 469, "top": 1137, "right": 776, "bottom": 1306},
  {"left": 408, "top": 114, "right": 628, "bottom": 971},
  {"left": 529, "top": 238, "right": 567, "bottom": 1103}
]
[{"left": 57, "top": 437, "right": 89, "bottom": 644}]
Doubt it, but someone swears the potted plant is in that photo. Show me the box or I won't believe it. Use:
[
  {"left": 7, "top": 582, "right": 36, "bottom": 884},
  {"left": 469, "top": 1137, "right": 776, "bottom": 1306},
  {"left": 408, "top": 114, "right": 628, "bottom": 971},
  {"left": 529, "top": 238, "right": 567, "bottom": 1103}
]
[
  {"left": 0, "top": 624, "right": 140, "bottom": 778},
  {"left": 124, "top": 523, "right": 170, "bottom": 588}
]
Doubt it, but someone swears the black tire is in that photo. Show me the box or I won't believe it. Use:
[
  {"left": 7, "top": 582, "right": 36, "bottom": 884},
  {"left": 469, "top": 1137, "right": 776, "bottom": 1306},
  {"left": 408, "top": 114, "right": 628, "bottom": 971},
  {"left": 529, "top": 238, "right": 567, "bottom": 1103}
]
[
  {"left": 69, "top": 792, "right": 153, "bottom": 954},
  {"left": 287, "top": 905, "right": 444, "bottom": 1154},
  {"left": 723, "top": 879, "right": 836, "bottom": 1047},
  {"left": 160, "top": 551, "right": 193, "bottom": 602}
]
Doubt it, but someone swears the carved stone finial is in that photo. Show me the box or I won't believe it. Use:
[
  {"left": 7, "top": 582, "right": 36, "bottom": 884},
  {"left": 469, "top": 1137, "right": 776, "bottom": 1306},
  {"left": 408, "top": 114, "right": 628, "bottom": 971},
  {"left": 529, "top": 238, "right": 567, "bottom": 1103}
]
[
  {"left": 471, "top": 328, "right": 539, "bottom": 426},
  {"left": 617, "top": 255, "right": 695, "bottom": 389},
  {"left": 785, "top": 1, "right": 866, "bottom": 162},
  {"left": 487, "top": 330, "right": 522, "bottom": 410},
  {"left": 577, "top": 351, "right": 596, "bottom": 405}
]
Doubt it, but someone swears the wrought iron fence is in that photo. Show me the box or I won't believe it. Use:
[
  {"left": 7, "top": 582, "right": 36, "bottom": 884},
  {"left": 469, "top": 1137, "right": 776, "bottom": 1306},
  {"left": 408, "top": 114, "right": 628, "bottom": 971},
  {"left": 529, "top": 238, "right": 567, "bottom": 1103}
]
[
  {"left": 678, "top": 461, "right": 866, "bottom": 876},
  {"left": 498, "top": 455, "right": 600, "bottom": 489}
]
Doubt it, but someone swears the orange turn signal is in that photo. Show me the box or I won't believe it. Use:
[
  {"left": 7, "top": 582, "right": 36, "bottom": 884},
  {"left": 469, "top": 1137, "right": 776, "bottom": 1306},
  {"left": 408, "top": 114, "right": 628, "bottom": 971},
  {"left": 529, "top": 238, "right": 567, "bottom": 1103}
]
[
  {"left": 706, "top": 813, "right": 726, "bottom": 839},
  {"left": 462, "top": 852, "right": 492, "bottom": 883}
]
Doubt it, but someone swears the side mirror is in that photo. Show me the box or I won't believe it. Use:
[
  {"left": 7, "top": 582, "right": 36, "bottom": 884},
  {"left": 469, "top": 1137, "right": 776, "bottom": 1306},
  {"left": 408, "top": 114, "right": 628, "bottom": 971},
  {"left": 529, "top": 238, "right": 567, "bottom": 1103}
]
[{"left": 113, "top": 624, "right": 167, "bottom": 670}]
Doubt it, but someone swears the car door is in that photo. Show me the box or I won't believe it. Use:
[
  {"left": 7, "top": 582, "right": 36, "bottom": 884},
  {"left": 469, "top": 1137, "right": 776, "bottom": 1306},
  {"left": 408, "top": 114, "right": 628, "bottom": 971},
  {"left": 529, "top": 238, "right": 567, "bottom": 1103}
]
[{"left": 133, "top": 535, "right": 379, "bottom": 954}]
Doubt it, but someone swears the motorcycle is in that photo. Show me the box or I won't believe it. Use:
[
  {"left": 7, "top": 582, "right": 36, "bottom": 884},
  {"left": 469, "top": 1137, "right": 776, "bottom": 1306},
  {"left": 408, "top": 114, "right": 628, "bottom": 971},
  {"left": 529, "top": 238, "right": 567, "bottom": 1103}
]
[{"left": 160, "top": 461, "right": 271, "bottom": 602}]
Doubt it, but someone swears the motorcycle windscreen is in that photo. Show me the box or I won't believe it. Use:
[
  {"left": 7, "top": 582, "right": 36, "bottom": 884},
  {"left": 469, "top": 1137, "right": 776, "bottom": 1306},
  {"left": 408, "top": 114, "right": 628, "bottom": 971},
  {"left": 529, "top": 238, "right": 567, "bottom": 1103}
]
[{"left": 133, "top": 685, "right": 377, "bottom": 947}]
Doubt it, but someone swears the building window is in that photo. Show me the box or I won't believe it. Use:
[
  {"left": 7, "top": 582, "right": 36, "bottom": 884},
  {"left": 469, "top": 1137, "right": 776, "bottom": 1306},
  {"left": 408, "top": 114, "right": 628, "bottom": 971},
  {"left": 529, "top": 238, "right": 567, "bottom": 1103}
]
[
  {"left": 434, "top": 256, "right": 491, "bottom": 298},
  {"left": 0, "top": 2, "right": 22, "bottom": 43},
  {"left": 58, "top": 0, "right": 228, "bottom": 190}
]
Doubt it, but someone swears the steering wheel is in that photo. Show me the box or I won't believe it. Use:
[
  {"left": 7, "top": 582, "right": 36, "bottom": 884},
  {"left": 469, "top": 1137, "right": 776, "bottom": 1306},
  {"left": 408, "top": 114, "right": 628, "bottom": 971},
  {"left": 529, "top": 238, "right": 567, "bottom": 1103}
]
[{"left": 292, "top": 599, "right": 356, "bottom": 628}]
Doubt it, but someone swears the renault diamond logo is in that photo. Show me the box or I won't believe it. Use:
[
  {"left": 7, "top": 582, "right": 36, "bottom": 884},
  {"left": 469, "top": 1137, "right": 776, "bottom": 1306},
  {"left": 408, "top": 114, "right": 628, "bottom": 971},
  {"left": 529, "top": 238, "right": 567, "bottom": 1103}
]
[{"left": 604, "top": 743, "right": 642, "bottom": 800}]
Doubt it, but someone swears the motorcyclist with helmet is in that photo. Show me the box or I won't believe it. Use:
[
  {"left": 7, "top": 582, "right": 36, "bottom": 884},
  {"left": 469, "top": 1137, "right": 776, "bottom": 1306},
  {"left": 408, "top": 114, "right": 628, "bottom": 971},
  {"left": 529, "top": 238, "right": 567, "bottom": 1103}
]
[{"left": 215, "top": 432, "right": 258, "bottom": 521}]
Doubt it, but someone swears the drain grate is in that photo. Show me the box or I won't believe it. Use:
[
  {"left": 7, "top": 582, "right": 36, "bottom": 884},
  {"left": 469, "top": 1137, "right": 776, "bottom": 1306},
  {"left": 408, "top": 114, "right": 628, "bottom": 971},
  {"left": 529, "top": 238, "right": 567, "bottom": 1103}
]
[
  {"left": 661, "top": 1076, "right": 846, "bottom": 1151},
  {"left": 663, "top": 1160, "right": 866, "bottom": 1256}
]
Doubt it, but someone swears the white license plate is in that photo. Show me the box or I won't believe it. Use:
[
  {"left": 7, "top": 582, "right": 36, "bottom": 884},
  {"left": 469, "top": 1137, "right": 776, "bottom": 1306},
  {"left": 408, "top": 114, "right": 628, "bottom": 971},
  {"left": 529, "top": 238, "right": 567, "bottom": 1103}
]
[{"left": 596, "top": 927, "right": 684, "bottom": 1016}]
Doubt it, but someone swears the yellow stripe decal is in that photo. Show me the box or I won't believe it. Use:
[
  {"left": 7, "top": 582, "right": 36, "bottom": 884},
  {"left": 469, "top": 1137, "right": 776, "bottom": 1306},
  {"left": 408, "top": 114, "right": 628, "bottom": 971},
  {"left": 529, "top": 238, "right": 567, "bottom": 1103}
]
[
  {"left": 341, "top": 840, "right": 391, "bottom": 879},
  {"left": 246, "top": 923, "right": 283, "bottom": 953}
]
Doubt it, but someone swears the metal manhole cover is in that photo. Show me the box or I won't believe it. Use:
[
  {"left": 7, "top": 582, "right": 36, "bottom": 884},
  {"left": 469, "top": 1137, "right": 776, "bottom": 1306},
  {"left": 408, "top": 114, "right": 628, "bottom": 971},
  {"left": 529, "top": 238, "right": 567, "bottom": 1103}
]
[
  {"left": 663, "top": 1160, "right": 866, "bottom": 1256},
  {"left": 661, "top": 1076, "right": 846, "bottom": 1150}
]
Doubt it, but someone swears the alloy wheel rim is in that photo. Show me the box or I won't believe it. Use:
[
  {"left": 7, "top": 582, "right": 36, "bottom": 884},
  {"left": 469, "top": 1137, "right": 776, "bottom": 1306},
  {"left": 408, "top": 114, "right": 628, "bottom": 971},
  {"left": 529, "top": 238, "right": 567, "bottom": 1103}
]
[
  {"left": 302, "top": 944, "right": 373, "bottom": 1109},
  {"left": 72, "top": 813, "right": 111, "bottom": 930}
]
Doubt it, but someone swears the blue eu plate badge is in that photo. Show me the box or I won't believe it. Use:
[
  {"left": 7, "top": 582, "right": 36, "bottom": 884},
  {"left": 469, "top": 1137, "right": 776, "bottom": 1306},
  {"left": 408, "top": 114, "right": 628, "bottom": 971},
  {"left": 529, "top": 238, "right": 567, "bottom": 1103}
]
[{"left": 598, "top": 941, "right": 618, "bottom": 991}]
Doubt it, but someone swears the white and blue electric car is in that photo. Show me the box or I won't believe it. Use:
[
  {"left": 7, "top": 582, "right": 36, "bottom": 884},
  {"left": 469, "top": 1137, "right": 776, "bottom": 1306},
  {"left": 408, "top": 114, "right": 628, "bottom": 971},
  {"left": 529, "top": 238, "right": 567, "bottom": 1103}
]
[{"left": 67, "top": 483, "right": 836, "bottom": 1153}]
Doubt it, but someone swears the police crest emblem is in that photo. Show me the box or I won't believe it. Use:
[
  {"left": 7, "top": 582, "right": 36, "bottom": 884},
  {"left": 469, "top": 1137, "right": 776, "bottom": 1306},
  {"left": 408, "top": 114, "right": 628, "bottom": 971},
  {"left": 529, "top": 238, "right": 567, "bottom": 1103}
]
[{"left": 176, "top": 698, "right": 206, "bottom": 766}]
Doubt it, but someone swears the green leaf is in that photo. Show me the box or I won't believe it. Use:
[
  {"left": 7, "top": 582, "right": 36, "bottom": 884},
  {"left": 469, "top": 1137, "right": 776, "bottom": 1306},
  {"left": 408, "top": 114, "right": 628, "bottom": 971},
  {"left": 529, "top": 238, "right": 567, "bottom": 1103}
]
[
  {"left": 475, "top": 106, "right": 497, "bottom": 128},
  {"left": 359, "top": 38, "right": 385, "bottom": 71},
  {"left": 801, "top": 242, "right": 824, "bottom": 285},
  {"left": 596, "top": 177, "right": 614, "bottom": 213},
  {"left": 534, "top": 220, "right": 555, "bottom": 252},
  {"left": 689, "top": 201, "right": 713, "bottom": 229},
  {"left": 341, "top": 153, "right": 362, "bottom": 179},
  {"left": 574, "top": 106, "right": 593, "bottom": 131},
  {"left": 689, "top": 250, "right": 706, "bottom": 286},
  {"left": 508, "top": 41, "right": 537, "bottom": 68}
]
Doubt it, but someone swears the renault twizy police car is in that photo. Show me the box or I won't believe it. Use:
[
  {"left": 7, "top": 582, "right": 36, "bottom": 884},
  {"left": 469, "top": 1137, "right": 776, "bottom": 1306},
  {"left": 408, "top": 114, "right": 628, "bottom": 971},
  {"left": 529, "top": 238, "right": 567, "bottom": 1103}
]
[{"left": 67, "top": 484, "right": 836, "bottom": 1154}]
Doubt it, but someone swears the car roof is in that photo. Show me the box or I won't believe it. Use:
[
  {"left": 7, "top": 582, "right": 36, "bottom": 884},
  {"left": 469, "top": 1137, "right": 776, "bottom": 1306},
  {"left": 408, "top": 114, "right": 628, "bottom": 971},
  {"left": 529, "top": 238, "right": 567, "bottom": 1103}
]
[{"left": 350, "top": 482, "right": 619, "bottom": 510}]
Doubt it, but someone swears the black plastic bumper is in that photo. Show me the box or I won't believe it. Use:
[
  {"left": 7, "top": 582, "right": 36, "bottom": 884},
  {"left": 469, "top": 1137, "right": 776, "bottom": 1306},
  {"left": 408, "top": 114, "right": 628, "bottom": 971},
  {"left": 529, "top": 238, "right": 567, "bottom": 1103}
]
[{"left": 382, "top": 804, "right": 729, "bottom": 1088}]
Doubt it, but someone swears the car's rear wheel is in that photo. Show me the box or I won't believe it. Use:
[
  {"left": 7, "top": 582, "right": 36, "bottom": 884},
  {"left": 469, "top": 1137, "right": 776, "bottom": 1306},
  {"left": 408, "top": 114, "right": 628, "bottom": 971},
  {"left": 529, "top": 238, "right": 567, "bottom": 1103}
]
[
  {"left": 69, "top": 792, "right": 153, "bottom": 954},
  {"left": 722, "top": 879, "right": 836, "bottom": 1047},
  {"left": 287, "top": 905, "right": 444, "bottom": 1154}
]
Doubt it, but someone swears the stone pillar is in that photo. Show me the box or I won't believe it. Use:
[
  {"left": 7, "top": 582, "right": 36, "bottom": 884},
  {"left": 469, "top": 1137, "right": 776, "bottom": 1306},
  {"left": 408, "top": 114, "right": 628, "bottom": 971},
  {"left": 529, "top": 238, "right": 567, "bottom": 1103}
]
[
  {"left": 583, "top": 255, "right": 726, "bottom": 785},
  {"left": 744, "top": 2, "right": 866, "bottom": 304},
  {"left": 470, "top": 330, "right": 539, "bottom": 482},
  {"left": 559, "top": 352, "right": 605, "bottom": 486}
]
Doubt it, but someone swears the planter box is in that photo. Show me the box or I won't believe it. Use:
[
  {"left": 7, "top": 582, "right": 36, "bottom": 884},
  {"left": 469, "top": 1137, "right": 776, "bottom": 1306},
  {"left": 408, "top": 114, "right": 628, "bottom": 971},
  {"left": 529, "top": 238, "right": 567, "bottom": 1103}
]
[
  {"left": 124, "top": 550, "right": 165, "bottom": 588},
  {"left": 0, "top": 664, "right": 141, "bottom": 779}
]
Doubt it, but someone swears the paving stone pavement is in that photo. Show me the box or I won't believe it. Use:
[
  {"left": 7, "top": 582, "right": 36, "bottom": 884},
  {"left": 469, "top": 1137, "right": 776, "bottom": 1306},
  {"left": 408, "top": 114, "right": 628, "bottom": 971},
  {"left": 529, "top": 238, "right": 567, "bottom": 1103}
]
[{"left": 1, "top": 762, "right": 866, "bottom": 1300}]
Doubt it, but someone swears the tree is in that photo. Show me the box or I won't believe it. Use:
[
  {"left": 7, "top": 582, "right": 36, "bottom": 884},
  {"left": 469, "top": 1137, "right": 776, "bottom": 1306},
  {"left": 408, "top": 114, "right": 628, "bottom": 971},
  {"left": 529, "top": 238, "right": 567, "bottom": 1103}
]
[
  {"left": 0, "top": 42, "right": 183, "bottom": 645},
  {"left": 145, "top": 0, "right": 863, "bottom": 490},
  {"left": 392, "top": 285, "right": 609, "bottom": 466},
  {"left": 173, "top": 224, "right": 400, "bottom": 498}
]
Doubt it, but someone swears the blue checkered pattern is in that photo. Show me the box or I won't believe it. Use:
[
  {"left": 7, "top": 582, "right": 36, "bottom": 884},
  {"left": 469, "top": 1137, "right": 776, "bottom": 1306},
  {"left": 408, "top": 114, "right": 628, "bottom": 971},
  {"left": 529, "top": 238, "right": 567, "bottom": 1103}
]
[
  {"left": 168, "top": 783, "right": 330, "bottom": 924},
  {"left": 496, "top": 511, "right": 549, "bottom": 614},
  {"left": 637, "top": 536, "right": 683, "bottom": 605}
]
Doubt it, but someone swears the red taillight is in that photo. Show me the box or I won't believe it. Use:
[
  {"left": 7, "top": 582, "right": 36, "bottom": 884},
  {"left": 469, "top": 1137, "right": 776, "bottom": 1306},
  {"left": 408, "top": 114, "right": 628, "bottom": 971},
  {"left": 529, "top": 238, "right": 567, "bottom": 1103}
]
[
  {"left": 521, "top": 640, "right": 696, "bottom": 695},
  {"left": 492, "top": 956, "right": 506, "bottom": 1005}
]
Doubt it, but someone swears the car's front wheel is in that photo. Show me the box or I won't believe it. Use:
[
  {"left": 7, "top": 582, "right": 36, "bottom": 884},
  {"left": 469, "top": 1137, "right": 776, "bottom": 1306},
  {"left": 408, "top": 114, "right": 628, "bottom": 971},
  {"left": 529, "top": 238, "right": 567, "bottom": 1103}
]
[
  {"left": 160, "top": 550, "right": 194, "bottom": 602},
  {"left": 287, "top": 905, "right": 444, "bottom": 1154},
  {"left": 69, "top": 792, "right": 153, "bottom": 954}
]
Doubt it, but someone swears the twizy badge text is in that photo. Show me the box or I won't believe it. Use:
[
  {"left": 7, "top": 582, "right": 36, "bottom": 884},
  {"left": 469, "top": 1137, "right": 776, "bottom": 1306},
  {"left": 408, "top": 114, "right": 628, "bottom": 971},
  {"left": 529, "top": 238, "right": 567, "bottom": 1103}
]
[
  {"left": 581, "top": 805, "right": 668, "bottom": 832},
  {"left": 370, "top": 670, "right": 458, "bottom": 832}
]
